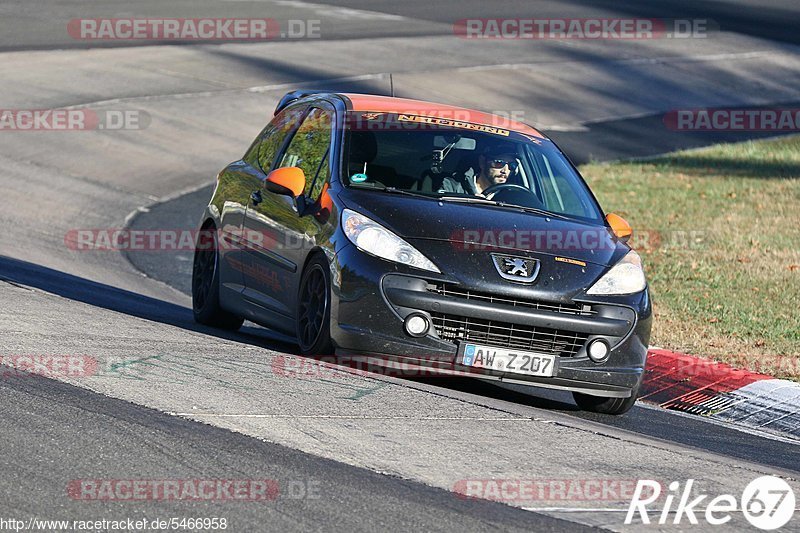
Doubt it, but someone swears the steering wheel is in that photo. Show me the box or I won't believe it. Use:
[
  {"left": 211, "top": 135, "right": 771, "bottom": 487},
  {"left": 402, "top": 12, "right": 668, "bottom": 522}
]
[
  {"left": 482, "top": 183, "right": 531, "bottom": 199},
  {"left": 482, "top": 183, "right": 545, "bottom": 209}
]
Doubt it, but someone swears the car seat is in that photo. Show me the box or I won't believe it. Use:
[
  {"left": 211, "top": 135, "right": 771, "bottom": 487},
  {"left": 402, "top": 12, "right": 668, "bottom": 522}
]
[{"left": 347, "top": 131, "right": 399, "bottom": 187}]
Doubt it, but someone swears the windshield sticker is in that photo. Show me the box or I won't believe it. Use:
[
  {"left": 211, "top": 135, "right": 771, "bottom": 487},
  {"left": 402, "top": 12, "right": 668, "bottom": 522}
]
[
  {"left": 350, "top": 173, "right": 368, "bottom": 183},
  {"left": 397, "top": 114, "right": 511, "bottom": 136}
]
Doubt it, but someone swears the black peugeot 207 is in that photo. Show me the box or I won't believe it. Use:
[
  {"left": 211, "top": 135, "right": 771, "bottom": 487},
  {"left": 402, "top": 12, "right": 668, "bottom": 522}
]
[{"left": 191, "top": 90, "right": 652, "bottom": 415}]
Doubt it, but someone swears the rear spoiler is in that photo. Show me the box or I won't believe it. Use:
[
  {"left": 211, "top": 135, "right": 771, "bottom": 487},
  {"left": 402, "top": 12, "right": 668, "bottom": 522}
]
[{"left": 274, "top": 90, "right": 327, "bottom": 115}]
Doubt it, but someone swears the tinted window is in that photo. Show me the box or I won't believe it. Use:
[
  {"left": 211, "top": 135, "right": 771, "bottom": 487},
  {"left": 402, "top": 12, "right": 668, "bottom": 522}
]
[
  {"left": 526, "top": 146, "right": 600, "bottom": 219},
  {"left": 342, "top": 112, "right": 602, "bottom": 222},
  {"left": 277, "top": 107, "right": 333, "bottom": 200},
  {"left": 256, "top": 106, "right": 307, "bottom": 173}
]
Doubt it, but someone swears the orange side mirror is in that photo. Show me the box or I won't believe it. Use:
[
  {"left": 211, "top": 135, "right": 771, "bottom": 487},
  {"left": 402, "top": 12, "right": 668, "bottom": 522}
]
[
  {"left": 606, "top": 213, "right": 633, "bottom": 243},
  {"left": 265, "top": 167, "right": 305, "bottom": 197}
]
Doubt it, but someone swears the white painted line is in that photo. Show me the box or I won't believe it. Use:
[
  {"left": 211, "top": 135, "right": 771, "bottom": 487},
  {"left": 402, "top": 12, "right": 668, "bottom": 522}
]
[
  {"left": 454, "top": 51, "right": 778, "bottom": 75},
  {"left": 168, "top": 413, "right": 533, "bottom": 422},
  {"left": 524, "top": 507, "right": 800, "bottom": 513},
  {"left": 172, "top": 413, "right": 529, "bottom": 420},
  {"left": 61, "top": 73, "right": 391, "bottom": 110},
  {"left": 55, "top": 47, "right": 800, "bottom": 128},
  {"left": 271, "top": 0, "right": 408, "bottom": 21},
  {"left": 247, "top": 72, "right": 389, "bottom": 93},
  {"left": 522, "top": 507, "right": 629, "bottom": 513}
]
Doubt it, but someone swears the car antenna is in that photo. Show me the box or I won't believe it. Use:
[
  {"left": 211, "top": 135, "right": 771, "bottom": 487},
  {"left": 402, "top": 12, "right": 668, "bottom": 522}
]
[{"left": 389, "top": 73, "right": 394, "bottom": 97}]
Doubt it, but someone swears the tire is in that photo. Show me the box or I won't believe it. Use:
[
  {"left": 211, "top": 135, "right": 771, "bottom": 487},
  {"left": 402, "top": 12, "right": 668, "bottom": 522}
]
[
  {"left": 572, "top": 378, "right": 641, "bottom": 415},
  {"left": 296, "top": 255, "right": 334, "bottom": 355},
  {"left": 191, "top": 224, "right": 244, "bottom": 331}
]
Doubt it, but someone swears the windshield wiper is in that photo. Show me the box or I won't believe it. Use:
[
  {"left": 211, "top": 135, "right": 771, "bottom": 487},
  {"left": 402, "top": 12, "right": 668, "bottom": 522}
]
[
  {"left": 498, "top": 203, "right": 572, "bottom": 220},
  {"left": 438, "top": 196, "right": 572, "bottom": 220},
  {"left": 352, "top": 187, "right": 575, "bottom": 220},
  {"left": 349, "top": 183, "right": 434, "bottom": 200},
  {"left": 438, "top": 196, "right": 497, "bottom": 204}
]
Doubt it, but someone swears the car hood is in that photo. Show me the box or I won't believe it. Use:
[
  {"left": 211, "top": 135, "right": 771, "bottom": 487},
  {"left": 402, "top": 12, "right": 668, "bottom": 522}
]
[{"left": 341, "top": 188, "right": 627, "bottom": 267}]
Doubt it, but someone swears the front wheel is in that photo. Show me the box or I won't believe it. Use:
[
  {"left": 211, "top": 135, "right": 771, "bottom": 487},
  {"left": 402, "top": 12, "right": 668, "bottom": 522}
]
[
  {"left": 572, "top": 379, "right": 641, "bottom": 415},
  {"left": 296, "top": 255, "right": 334, "bottom": 355},
  {"left": 191, "top": 225, "right": 244, "bottom": 331}
]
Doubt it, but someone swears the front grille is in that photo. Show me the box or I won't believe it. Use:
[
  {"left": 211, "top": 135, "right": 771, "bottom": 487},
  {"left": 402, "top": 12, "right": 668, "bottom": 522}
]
[
  {"left": 426, "top": 282, "right": 594, "bottom": 316},
  {"left": 431, "top": 313, "right": 588, "bottom": 357}
]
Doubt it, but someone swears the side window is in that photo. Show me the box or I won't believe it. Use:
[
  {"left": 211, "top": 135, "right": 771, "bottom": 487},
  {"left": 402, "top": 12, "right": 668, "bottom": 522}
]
[
  {"left": 256, "top": 106, "right": 307, "bottom": 173},
  {"left": 541, "top": 170, "right": 582, "bottom": 213},
  {"left": 537, "top": 153, "right": 589, "bottom": 216},
  {"left": 277, "top": 107, "right": 333, "bottom": 201}
]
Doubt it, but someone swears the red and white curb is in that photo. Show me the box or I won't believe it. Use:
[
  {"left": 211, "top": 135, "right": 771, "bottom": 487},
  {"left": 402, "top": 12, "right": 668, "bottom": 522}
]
[{"left": 641, "top": 349, "right": 800, "bottom": 440}]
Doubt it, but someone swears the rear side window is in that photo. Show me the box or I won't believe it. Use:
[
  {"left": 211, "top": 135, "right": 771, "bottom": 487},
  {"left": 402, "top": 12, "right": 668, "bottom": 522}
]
[{"left": 277, "top": 107, "right": 333, "bottom": 200}]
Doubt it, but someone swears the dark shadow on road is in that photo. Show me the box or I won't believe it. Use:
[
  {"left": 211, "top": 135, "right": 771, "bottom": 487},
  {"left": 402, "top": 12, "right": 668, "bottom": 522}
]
[
  {"left": 330, "top": 0, "right": 800, "bottom": 46},
  {"left": 546, "top": 111, "right": 800, "bottom": 166},
  {"left": 407, "top": 376, "right": 582, "bottom": 412},
  {"left": 565, "top": 0, "right": 800, "bottom": 46},
  {"left": 0, "top": 255, "right": 297, "bottom": 354},
  {"left": 203, "top": 47, "right": 397, "bottom": 97}
]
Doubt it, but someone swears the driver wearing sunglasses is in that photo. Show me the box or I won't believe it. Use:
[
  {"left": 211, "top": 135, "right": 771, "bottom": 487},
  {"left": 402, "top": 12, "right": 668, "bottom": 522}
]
[
  {"left": 435, "top": 144, "right": 520, "bottom": 196},
  {"left": 474, "top": 148, "right": 519, "bottom": 196}
]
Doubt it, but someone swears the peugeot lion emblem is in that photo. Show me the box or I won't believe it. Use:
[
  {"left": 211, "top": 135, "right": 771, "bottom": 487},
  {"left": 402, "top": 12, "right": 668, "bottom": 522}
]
[{"left": 491, "top": 254, "right": 540, "bottom": 283}]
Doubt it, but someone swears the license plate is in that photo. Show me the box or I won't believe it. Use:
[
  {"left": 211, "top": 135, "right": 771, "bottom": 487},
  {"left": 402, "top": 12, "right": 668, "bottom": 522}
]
[{"left": 458, "top": 342, "right": 557, "bottom": 377}]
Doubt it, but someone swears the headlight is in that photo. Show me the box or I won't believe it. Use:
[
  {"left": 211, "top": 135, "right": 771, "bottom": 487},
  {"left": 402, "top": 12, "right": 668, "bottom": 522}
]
[
  {"left": 586, "top": 250, "right": 646, "bottom": 295},
  {"left": 341, "top": 209, "right": 440, "bottom": 273}
]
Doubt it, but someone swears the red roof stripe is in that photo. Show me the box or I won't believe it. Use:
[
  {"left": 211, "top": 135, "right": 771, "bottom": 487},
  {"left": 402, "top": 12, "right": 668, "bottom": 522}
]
[{"left": 342, "top": 93, "right": 544, "bottom": 138}]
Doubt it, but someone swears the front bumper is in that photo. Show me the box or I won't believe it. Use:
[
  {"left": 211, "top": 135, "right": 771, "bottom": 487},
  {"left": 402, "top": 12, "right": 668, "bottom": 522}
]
[{"left": 330, "top": 244, "right": 652, "bottom": 397}]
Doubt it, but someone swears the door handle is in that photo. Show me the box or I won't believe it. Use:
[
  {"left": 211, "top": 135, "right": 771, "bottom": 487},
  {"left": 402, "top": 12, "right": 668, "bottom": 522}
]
[{"left": 250, "top": 190, "right": 263, "bottom": 206}]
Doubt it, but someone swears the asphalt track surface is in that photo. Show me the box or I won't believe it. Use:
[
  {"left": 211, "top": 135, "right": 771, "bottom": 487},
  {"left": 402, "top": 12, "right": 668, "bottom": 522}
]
[
  {"left": 0, "top": 372, "right": 585, "bottom": 532},
  {"left": 2, "top": 1, "right": 800, "bottom": 532},
  {"left": 3, "top": 0, "right": 800, "bottom": 50}
]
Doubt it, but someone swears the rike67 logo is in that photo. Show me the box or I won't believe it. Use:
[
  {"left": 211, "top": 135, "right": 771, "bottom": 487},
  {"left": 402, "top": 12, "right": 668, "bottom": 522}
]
[{"left": 627, "top": 476, "right": 795, "bottom": 530}]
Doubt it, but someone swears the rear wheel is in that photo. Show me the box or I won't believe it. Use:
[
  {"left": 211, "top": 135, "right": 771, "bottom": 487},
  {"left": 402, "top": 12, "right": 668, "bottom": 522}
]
[
  {"left": 296, "top": 255, "right": 333, "bottom": 355},
  {"left": 191, "top": 224, "right": 244, "bottom": 331},
  {"left": 572, "top": 378, "right": 641, "bottom": 415}
]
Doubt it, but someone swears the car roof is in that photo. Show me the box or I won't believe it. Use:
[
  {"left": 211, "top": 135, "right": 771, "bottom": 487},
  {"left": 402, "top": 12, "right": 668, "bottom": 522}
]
[{"left": 339, "top": 93, "right": 545, "bottom": 139}]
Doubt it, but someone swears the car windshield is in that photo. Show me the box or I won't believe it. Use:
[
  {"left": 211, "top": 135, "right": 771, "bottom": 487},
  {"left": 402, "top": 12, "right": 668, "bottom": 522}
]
[{"left": 343, "top": 111, "right": 603, "bottom": 222}]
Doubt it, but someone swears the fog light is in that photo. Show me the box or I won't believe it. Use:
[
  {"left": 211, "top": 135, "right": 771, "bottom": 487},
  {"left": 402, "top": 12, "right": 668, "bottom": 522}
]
[
  {"left": 404, "top": 313, "right": 430, "bottom": 337},
  {"left": 588, "top": 340, "right": 609, "bottom": 362}
]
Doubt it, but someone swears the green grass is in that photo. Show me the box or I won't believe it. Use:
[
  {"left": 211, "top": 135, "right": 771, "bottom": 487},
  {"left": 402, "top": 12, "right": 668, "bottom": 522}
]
[{"left": 579, "top": 136, "right": 800, "bottom": 379}]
